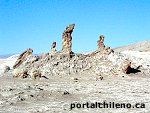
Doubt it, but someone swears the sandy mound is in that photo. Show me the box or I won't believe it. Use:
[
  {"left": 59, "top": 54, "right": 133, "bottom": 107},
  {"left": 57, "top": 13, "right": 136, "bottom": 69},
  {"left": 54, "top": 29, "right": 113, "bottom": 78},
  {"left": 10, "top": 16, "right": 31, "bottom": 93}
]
[
  {"left": 0, "top": 54, "right": 19, "bottom": 75},
  {"left": 114, "top": 40, "right": 150, "bottom": 52}
]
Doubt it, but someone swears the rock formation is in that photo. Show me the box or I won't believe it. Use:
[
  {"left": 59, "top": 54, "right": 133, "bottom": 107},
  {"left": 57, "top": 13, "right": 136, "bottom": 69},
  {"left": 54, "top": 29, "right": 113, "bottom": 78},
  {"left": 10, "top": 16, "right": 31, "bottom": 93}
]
[
  {"left": 121, "top": 59, "right": 132, "bottom": 74},
  {"left": 13, "top": 68, "right": 28, "bottom": 78},
  {"left": 13, "top": 48, "right": 33, "bottom": 69},
  {"left": 96, "top": 35, "right": 114, "bottom": 54},
  {"left": 104, "top": 46, "right": 114, "bottom": 54},
  {"left": 10, "top": 24, "right": 118, "bottom": 79},
  {"left": 97, "top": 35, "right": 105, "bottom": 50},
  {"left": 31, "top": 70, "right": 42, "bottom": 79},
  {"left": 50, "top": 42, "right": 57, "bottom": 52},
  {"left": 62, "top": 24, "right": 75, "bottom": 54}
]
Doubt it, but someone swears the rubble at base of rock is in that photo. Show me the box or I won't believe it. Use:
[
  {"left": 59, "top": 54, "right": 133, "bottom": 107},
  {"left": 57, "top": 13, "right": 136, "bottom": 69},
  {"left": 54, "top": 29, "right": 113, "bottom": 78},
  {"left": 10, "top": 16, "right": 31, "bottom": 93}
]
[{"left": 13, "top": 68, "right": 29, "bottom": 78}]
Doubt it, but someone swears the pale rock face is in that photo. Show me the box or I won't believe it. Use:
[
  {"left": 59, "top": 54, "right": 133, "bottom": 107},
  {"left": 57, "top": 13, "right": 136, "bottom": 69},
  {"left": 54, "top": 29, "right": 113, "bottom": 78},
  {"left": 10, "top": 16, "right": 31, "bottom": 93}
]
[
  {"left": 120, "top": 59, "right": 131, "bottom": 74},
  {"left": 108, "top": 51, "right": 150, "bottom": 74},
  {"left": 13, "top": 48, "right": 33, "bottom": 69},
  {"left": 31, "top": 69, "right": 42, "bottom": 79},
  {"left": 62, "top": 24, "right": 75, "bottom": 54},
  {"left": 13, "top": 68, "right": 28, "bottom": 78}
]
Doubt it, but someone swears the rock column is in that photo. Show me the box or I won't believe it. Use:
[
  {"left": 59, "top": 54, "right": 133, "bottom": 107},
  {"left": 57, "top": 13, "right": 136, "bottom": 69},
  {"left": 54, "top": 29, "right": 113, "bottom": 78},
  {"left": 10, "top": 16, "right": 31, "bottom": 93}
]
[
  {"left": 62, "top": 24, "right": 75, "bottom": 54},
  {"left": 51, "top": 41, "right": 56, "bottom": 52},
  {"left": 97, "top": 35, "right": 105, "bottom": 50}
]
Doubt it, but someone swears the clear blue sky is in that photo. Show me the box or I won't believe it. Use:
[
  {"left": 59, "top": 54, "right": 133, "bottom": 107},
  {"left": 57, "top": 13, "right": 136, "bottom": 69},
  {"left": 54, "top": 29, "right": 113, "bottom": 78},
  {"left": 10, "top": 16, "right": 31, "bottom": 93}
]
[{"left": 0, "top": 0, "right": 150, "bottom": 54}]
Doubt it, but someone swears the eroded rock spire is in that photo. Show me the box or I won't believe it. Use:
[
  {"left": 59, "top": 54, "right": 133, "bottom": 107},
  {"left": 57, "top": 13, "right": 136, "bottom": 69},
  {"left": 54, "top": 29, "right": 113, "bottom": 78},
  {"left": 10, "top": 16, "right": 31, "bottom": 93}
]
[
  {"left": 13, "top": 48, "right": 33, "bottom": 69},
  {"left": 97, "top": 35, "right": 105, "bottom": 50},
  {"left": 51, "top": 41, "right": 57, "bottom": 52},
  {"left": 62, "top": 24, "right": 75, "bottom": 54}
]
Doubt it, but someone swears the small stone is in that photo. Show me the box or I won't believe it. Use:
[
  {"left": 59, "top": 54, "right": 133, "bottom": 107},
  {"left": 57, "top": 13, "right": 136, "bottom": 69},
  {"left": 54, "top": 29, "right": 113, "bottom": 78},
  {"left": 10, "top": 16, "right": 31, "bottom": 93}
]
[
  {"left": 30, "top": 95, "right": 34, "bottom": 97},
  {"left": 9, "top": 88, "right": 13, "bottom": 91},
  {"left": 20, "top": 98, "right": 25, "bottom": 101},
  {"left": 74, "top": 78, "right": 78, "bottom": 80},
  {"left": 38, "top": 88, "right": 44, "bottom": 90},
  {"left": 63, "top": 91, "right": 70, "bottom": 95},
  {"left": 9, "top": 102, "right": 14, "bottom": 105}
]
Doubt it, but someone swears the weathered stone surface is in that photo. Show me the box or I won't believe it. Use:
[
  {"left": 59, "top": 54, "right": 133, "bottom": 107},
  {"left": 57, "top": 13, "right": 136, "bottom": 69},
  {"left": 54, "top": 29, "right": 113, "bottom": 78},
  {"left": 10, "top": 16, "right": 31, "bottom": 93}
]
[
  {"left": 11, "top": 24, "right": 116, "bottom": 78},
  {"left": 39, "top": 53, "right": 49, "bottom": 59},
  {"left": 121, "top": 59, "right": 132, "bottom": 74},
  {"left": 62, "top": 24, "right": 75, "bottom": 54},
  {"left": 13, "top": 68, "right": 28, "bottom": 78},
  {"left": 96, "top": 35, "right": 114, "bottom": 54},
  {"left": 13, "top": 48, "right": 33, "bottom": 69},
  {"left": 105, "top": 46, "right": 110, "bottom": 50},
  {"left": 97, "top": 35, "right": 105, "bottom": 50},
  {"left": 31, "top": 70, "right": 42, "bottom": 79},
  {"left": 50, "top": 42, "right": 57, "bottom": 53}
]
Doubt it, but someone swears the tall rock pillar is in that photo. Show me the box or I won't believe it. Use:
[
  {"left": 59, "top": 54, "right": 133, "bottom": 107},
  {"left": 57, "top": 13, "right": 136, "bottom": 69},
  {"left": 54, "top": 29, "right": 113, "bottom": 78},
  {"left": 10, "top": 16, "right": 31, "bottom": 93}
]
[
  {"left": 97, "top": 35, "right": 105, "bottom": 50},
  {"left": 62, "top": 24, "right": 75, "bottom": 54}
]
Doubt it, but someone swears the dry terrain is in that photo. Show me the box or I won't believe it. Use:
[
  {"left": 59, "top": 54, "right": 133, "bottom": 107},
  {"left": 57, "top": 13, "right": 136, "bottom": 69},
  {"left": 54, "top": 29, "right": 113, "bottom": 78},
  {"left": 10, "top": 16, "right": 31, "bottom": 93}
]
[
  {"left": 0, "top": 70, "right": 150, "bottom": 113},
  {"left": 0, "top": 24, "right": 150, "bottom": 113}
]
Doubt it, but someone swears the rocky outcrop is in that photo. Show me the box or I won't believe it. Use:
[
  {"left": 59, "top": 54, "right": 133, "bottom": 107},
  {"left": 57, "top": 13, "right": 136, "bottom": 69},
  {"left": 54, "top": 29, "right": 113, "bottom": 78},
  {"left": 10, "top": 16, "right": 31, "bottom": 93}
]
[
  {"left": 97, "top": 35, "right": 113, "bottom": 54},
  {"left": 97, "top": 35, "right": 105, "bottom": 51},
  {"left": 62, "top": 24, "right": 75, "bottom": 54},
  {"left": 50, "top": 42, "right": 57, "bottom": 53},
  {"left": 31, "top": 70, "right": 42, "bottom": 79},
  {"left": 13, "top": 68, "right": 29, "bottom": 78},
  {"left": 104, "top": 46, "right": 114, "bottom": 54},
  {"left": 13, "top": 48, "right": 33, "bottom": 69},
  {"left": 39, "top": 53, "right": 49, "bottom": 59},
  {"left": 120, "top": 59, "right": 132, "bottom": 74},
  {"left": 10, "top": 24, "right": 119, "bottom": 79}
]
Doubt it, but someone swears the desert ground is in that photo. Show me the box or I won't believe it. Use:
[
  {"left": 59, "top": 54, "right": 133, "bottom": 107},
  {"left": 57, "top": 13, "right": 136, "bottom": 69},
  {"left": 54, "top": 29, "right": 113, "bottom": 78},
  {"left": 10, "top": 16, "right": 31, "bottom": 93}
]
[
  {"left": 0, "top": 24, "right": 150, "bottom": 113},
  {"left": 0, "top": 69, "right": 150, "bottom": 113}
]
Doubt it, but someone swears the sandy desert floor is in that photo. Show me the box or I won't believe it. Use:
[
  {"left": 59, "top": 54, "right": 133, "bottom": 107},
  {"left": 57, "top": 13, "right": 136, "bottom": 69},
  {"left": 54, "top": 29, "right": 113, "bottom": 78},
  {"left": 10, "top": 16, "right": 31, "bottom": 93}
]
[{"left": 0, "top": 72, "right": 150, "bottom": 113}]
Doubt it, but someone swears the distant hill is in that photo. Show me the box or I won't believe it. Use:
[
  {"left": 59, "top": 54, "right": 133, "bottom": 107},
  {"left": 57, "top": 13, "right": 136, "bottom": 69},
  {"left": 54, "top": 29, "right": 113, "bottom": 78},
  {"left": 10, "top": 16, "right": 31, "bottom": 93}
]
[
  {"left": 0, "top": 54, "right": 15, "bottom": 59},
  {"left": 114, "top": 40, "right": 150, "bottom": 52},
  {"left": 0, "top": 53, "right": 38, "bottom": 59}
]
